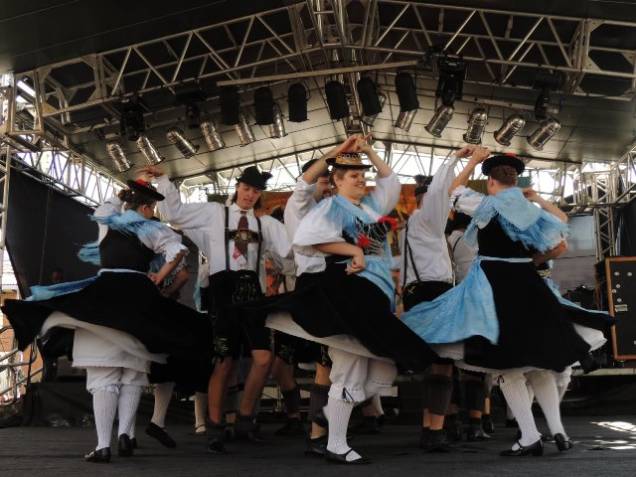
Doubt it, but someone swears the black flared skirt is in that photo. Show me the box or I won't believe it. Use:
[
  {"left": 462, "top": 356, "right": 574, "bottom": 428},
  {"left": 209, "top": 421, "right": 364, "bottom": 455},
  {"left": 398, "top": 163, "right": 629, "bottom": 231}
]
[
  {"left": 247, "top": 264, "right": 438, "bottom": 371},
  {"left": 2, "top": 272, "right": 213, "bottom": 367}
]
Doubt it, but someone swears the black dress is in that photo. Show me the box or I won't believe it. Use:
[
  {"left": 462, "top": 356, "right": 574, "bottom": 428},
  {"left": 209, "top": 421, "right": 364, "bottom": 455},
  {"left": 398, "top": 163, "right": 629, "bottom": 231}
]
[
  {"left": 462, "top": 219, "right": 592, "bottom": 372},
  {"left": 1, "top": 229, "right": 213, "bottom": 371}
]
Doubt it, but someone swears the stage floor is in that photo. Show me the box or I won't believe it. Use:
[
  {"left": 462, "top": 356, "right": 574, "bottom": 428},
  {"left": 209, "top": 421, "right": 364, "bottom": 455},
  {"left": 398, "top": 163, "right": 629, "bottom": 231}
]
[{"left": 2, "top": 416, "right": 636, "bottom": 476}]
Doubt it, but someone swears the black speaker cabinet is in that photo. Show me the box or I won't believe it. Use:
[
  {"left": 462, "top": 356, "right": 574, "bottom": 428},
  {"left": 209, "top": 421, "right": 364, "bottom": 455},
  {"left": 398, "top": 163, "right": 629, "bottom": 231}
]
[{"left": 605, "top": 257, "right": 636, "bottom": 360}]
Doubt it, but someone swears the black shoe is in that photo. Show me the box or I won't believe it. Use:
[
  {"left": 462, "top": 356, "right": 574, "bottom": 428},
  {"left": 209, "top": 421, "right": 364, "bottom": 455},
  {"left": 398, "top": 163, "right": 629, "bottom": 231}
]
[
  {"left": 235, "top": 415, "right": 266, "bottom": 443},
  {"left": 145, "top": 422, "right": 177, "bottom": 448},
  {"left": 419, "top": 428, "right": 430, "bottom": 449},
  {"left": 325, "top": 448, "right": 370, "bottom": 465},
  {"left": 275, "top": 417, "right": 306, "bottom": 436},
  {"left": 130, "top": 437, "right": 138, "bottom": 449},
  {"left": 445, "top": 418, "right": 463, "bottom": 442},
  {"left": 424, "top": 429, "right": 452, "bottom": 453},
  {"left": 305, "top": 435, "right": 327, "bottom": 457},
  {"left": 500, "top": 440, "right": 544, "bottom": 457},
  {"left": 466, "top": 427, "right": 491, "bottom": 442},
  {"left": 482, "top": 415, "right": 495, "bottom": 434},
  {"left": 351, "top": 416, "right": 381, "bottom": 435},
  {"left": 118, "top": 434, "right": 134, "bottom": 457},
  {"left": 85, "top": 447, "right": 111, "bottom": 463},
  {"left": 206, "top": 421, "right": 227, "bottom": 454},
  {"left": 554, "top": 433, "right": 573, "bottom": 452}
]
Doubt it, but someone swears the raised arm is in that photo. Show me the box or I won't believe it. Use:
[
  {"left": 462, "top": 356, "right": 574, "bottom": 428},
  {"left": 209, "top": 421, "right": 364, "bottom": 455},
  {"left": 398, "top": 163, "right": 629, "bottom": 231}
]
[
  {"left": 448, "top": 145, "right": 490, "bottom": 194},
  {"left": 142, "top": 166, "right": 218, "bottom": 230},
  {"left": 523, "top": 188, "right": 568, "bottom": 223},
  {"left": 303, "top": 136, "right": 358, "bottom": 184}
]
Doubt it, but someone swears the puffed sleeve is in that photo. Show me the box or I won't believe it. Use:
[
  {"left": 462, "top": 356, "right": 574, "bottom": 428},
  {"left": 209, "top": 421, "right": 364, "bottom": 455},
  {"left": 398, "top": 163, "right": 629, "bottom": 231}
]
[
  {"left": 368, "top": 172, "right": 401, "bottom": 215},
  {"left": 94, "top": 195, "right": 123, "bottom": 242},
  {"left": 139, "top": 224, "right": 188, "bottom": 263},
  {"left": 293, "top": 199, "right": 344, "bottom": 256},
  {"left": 450, "top": 185, "right": 484, "bottom": 217},
  {"left": 413, "top": 160, "right": 456, "bottom": 235},
  {"left": 156, "top": 175, "right": 220, "bottom": 230}
]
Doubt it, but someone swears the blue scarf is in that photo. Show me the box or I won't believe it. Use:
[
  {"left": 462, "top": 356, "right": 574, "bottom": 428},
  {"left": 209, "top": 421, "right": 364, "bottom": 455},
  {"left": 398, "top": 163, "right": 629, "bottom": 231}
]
[
  {"left": 325, "top": 194, "right": 396, "bottom": 307},
  {"left": 464, "top": 187, "right": 568, "bottom": 253},
  {"left": 78, "top": 210, "right": 164, "bottom": 266}
]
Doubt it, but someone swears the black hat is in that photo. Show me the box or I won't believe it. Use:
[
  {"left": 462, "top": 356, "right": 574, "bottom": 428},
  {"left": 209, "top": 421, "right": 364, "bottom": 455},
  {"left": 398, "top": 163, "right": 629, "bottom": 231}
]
[
  {"left": 482, "top": 154, "right": 525, "bottom": 176},
  {"left": 301, "top": 159, "right": 330, "bottom": 177},
  {"left": 414, "top": 175, "right": 433, "bottom": 196},
  {"left": 237, "top": 166, "right": 273, "bottom": 190},
  {"left": 325, "top": 152, "right": 371, "bottom": 170},
  {"left": 126, "top": 179, "right": 165, "bottom": 201}
]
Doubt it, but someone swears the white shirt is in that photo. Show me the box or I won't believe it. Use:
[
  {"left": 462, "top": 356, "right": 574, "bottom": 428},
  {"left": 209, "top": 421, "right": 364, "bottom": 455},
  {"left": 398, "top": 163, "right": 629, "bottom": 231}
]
[
  {"left": 450, "top": 185, "right": 485, "bottom": 217},
  {"left": 156, "top": 175, "right": 291, "bottom": 287},
  {"left": 95, "top": 195, "right": 187, "bottom": 263},
  {"left": 448, "top": 229, "right": 477, "bottom": 283},
  {"left": 284, "top": 178, "right": 326, "bottom": 276},
  {"left": 293, "top": 173, "right": 401, "bottom": 275},
  {"left": 400, "top": 161, "right": 457, "bottom": 286}
]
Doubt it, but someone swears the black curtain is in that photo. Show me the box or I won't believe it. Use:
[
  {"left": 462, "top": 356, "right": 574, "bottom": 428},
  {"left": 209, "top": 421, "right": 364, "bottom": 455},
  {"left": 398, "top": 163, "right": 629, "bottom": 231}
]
[{"left": 5, "top": 170, "right": 99, "bottom": 297}]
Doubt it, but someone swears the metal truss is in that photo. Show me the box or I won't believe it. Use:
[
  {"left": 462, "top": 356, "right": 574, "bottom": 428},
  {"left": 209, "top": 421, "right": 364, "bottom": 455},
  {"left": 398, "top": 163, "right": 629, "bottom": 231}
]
[{"left": 10, "top": 1, "right": 636, "bottom": 139}]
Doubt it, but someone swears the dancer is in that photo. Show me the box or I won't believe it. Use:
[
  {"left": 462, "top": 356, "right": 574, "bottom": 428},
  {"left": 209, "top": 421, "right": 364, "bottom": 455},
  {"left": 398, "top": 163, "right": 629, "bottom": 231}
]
[
  {"left": 145, "top": 165, "right": 291, "bottom": 454},
  {"left": 400, "top": 146, "right": 486, "bottom": 451},
  {"left": 258, "top": 135, "right": 438, "bottom": 463},
  {"left": 2, "top": 179, "right": 212, "bottom": 463},
  {"left": 402, "top": 152, "right": 598, "bottom": 456}
]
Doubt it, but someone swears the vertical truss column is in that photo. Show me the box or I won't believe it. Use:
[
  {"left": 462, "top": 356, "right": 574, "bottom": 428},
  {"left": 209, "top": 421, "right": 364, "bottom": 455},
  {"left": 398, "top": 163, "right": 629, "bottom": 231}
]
[
  {"left": 0, "top": 145, "right": 11, "bottom": 291},
  {"left": 587, "top": 172, "right": 617, "bottom": 261}
]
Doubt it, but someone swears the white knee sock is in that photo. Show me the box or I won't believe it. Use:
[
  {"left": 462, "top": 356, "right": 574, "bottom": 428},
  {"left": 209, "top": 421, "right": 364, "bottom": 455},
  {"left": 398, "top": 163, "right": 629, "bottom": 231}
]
[
  {"left": 325, "top": 398, "right": 360, "bottom": 461},
  {"left": 526, "top": 380, "right": 535, "bottom": 404},
  {"left": 194, "top": 392, "right": 208, "bottom": 430},
  {"left": 151, "top": 382, "right": 175, "bottom": 428},
  {"left": 118, "top": 384, "right": 142, "bottom": 437},
  {"left": 93, "top": 389, "right": 118, "bottom": 450},
  {"left": 526, "top": 371, "right": 566, "bottom": 437},
  {"left": 499, "top": 373, "right": 541, "bottom": 447}
]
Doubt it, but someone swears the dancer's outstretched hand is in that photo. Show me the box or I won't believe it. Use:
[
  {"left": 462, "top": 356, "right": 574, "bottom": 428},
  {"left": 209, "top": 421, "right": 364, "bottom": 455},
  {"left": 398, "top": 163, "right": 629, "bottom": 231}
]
[
  {"left": 140, "top": 165, "right": 165, "bottom": 178},
  {"left": 334, "top": 135, "right": 358, "bottom": 155},
  {"left": 454, "top": 145, "right": 476, "bottom": 158}
]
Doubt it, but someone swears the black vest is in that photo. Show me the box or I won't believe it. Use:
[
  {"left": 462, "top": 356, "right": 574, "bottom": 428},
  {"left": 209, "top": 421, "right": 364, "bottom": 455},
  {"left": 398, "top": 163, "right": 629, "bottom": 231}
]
[{"left": 99, "top": 228, "right": 155, "bottom": 272}]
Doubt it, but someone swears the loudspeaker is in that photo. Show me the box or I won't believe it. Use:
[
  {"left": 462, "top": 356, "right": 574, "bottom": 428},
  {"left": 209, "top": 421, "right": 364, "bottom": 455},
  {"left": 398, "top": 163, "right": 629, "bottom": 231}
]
[
  {"left": 605, "top": 257, "right": 636, "bottom": 360},
  {"left": 325, "top": 81, "right": 350, "bottom": 120},
  {"left": 220, "top": 86, "right": 240, "bottom": 125}
]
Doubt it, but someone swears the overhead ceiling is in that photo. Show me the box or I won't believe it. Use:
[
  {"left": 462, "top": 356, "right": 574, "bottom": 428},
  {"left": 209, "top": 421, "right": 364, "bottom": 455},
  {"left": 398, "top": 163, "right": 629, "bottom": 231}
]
[{"left": 4, "top": 0, "right": 636, "bottom": 186}]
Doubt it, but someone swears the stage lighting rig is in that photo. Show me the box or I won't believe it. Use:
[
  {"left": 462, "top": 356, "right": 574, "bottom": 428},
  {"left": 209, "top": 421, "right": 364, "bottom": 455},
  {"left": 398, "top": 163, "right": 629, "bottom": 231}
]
[{"left": 119, "top": 96, "right": 146, "bottom": 141}]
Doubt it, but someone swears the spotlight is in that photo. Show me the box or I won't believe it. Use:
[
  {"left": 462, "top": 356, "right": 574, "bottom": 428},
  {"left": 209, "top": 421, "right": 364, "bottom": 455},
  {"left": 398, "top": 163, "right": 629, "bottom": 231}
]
[
  {"left": 363, "top": 93, "right": 386, "bottom": 126},
  {"left": 220, "top": 86, "right": 240, "bottom": 125},
  {"left": 494, "top": 114, "right": 526, "bottom": 146},
  {"left": 269, "top": 104, "right": 286, "bottom": 138},
  {"left": 435, "top": 56, "right": 466, "bottom": 106},
  {"left": 119, "top": 98, "right": 145, "bottom": 141},
  {"left": 395, "top": 72, "right": 419, "bottom": 112},
  {"left": 532, "top": 71, "right": 563, "bottom": 120},
  {"left": 254, "top": 87, "right": 275, "bottom": 125},
  {"left": 394, "top": 109, "right": 417, "bottom": 131},
  {"left": 325, "top": 80, "right": 350, "bottom": 120},
  {"left": 106, "top": 142, "right": 132, "bottom": 173},
  {"left": 200, "top": 120, "right": 225, "bottom": 151},
  {"left": 463, "top": 108, "right": 488, "bottom": 144},
  {"left": 288, "top": 83, "right": 308, "bottom": 122},
  {"left": 235, "top": 113, "right": 255, "bottom": 146},
  {"left": 166, "top": 127, "right": 199, "bottom": 158},
  {"left": 425, "top": 105, "right": 454, "bottom": 138},
  {"left": 527, "top": 118, "right": 561, "bottom": 151},
  {"left": 357, "top": 77, "right": 383, "bottom": 117},
  {"left": 136, "top": 135, "right": 164, "bottom": 165},
  {"left": 185, "top": 102, "right": 201, "bottom": 129}
]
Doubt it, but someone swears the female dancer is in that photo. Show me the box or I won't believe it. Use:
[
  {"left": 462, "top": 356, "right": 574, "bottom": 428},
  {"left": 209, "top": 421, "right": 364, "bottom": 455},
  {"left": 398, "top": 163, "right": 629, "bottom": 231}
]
[
  {"left": 261, "top": 135, "right": 438, "bottom": 464},
  {"left": 1, "top": 179, "right": 212, "bottom": 463},
  {"left": 401, "top": 153, "right": 598, "bottom": 456}
]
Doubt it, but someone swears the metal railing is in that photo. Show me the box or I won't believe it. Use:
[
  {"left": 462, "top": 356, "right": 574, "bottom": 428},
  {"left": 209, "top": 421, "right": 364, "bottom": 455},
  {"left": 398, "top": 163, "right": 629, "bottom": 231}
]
[{"left": 0, "top": 326, "right": 41, "bottom": 405}]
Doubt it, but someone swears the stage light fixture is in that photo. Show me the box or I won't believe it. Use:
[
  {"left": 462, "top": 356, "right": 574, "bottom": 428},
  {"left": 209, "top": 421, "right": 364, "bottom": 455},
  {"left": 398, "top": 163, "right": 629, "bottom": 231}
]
[
  {"left": 166, "top": 127, "right": 199, "bottom": 158},
  {"left": 357, "top": 77, "right": 383, "bottom": 117},
  {"left": 435, "top": 56, "right": 466, "bottom": 106},
  {"left": 185, "top": 102, "right": 201, "bottom": 129},
  {"left": 463, "top": 108, "right": 488, "bottom": 144},
  {"left": 288, "top": 83, "right": 308, "bottom": 122},
  {"left": 254, "top": 87, "right": 275, "bottom": 125},
  {"left": 362, "top": 93, "right": 386, "bottom": 126},
  {"left": 119, "top": 98, "right": 145, "bottom": 141},
  {"left": 527, "top": 118, "right": 561, "bottom": 151},
  {"left": 425, "top": 105, "right": 454, "bottom": 138},
  {"left": 136, "top": 135, "right": 164, "bottom": 165},
  {"left": 220, "top": 86, "right": 240, "bottom": 125},
  {"left": 325, "top": 80, "right": 350, "bottom": 120},
  {"left": 269, "top": 104, "right": 287, "bottom": 138},
  {"left": 494, "top": 114, "right": 526, "bottom": 146},
  {"left": 395, "top": 109, "right": 417, "bottom": 131},
  {"left": 106, "top": 142, "right": 132, "bottom": 173},
  {"left": 200, "top": 120, "right": 225, "bottom": 151},
  {"left": 235, "top": 113, "right": 255, "bottom": 146},
  {"left": 395, "top": 72, "right": 419, "bottom": 112}
]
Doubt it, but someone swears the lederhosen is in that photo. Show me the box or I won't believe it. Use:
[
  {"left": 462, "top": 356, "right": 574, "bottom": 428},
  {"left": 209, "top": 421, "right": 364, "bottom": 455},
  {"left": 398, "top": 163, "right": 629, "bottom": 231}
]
[{"left": 209, "top": 207, "right": 271, "bottom": 359}]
